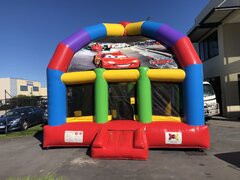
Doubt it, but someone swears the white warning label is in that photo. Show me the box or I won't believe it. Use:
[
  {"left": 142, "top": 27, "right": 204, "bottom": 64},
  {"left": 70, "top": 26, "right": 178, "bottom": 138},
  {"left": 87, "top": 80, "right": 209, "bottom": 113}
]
[
  {"left": 165, "top": 132, "right": 182, "bottom": 144},
  {"left": 64, "top": 131, "right": 83, "bottom": 143}
]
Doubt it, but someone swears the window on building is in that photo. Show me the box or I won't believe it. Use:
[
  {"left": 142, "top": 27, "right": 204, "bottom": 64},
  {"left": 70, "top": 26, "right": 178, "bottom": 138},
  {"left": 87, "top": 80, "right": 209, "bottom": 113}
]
[
  {"left": 199, "top": 31, "right": 219, "bottom": 61},
  {"left": 20, "top": 86, "right": 28, "bottom": 91},
  {"left": 199, "top": 42, "right": 205, "bottom": 62},
  {"left": 33, "top": 86, "right": 39, "bottom": 92}
]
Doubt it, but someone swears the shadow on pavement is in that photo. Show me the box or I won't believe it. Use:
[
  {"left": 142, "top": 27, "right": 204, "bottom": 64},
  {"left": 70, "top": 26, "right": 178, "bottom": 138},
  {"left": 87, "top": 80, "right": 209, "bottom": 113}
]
[
  {"left": 211, "top": 116, "right": 240, "bottom": 122},
  {"left": 33, "top": 129, "right": 43, "bottom": 148},
  {"left": 215, "top": 151, "right": 240, "bottom": 168},
  {"left": 150, "top": 148, "right": 208, "bottom": 155}
]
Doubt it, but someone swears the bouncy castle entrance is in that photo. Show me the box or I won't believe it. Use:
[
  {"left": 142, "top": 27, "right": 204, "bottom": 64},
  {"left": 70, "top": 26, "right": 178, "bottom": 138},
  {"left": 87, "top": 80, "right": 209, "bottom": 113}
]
[
  {"left": 109, "top": 82, "right": 136, "bottom": 120},
  {"left": 67, "top": 84, "right": 94, "bottom": 118}
]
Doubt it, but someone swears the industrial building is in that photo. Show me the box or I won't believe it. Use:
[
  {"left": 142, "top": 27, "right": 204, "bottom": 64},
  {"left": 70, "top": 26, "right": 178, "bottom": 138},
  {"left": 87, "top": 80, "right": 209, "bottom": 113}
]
[
  {"left": 188, "top": 0, "right": 240, "bottom": 118},
  {"left": 0, "top": 78, "right": 47, "bottom": 100}
]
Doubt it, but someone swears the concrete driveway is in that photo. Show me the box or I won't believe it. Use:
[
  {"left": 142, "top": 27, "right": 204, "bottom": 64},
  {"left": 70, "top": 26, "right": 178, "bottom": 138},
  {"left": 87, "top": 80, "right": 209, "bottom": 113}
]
[{"left": 0, "top": 119, "right": 240, "bottom": 180}]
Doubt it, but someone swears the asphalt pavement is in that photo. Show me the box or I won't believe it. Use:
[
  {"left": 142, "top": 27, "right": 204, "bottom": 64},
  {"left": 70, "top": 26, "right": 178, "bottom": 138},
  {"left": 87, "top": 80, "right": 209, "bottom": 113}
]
[{"left": 0, "top": 118, "right": 239, "bottom": 180}]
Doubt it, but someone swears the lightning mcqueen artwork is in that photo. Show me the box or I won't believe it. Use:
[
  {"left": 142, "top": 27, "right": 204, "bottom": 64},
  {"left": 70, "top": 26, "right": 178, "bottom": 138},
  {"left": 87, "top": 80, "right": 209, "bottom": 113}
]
[{"left": 93, "top": 51, "right": 140, "bottom": 69}]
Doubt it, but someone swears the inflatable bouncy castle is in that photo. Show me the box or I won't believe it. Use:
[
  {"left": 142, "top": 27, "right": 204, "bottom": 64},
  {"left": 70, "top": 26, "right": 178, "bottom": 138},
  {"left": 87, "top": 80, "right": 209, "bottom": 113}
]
[{"left": 44, "top": 21, "right": 210, "bottom": 160}]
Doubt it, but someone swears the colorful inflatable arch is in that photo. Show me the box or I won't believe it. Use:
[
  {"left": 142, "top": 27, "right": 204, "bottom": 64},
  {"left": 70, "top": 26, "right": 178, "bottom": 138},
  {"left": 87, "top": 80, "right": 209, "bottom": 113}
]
[{"left": 44, "top": 21, "right": 210, "bottom": 160}]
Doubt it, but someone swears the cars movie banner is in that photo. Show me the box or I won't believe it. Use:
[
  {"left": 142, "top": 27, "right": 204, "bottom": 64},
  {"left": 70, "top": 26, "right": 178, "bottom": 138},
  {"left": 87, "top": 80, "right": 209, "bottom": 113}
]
[{"left": 67, "top": 36, "right": 178, "bottom": 72}]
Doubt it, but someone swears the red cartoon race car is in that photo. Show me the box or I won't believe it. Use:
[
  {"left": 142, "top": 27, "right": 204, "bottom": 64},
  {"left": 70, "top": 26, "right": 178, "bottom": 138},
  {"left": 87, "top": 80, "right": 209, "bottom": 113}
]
[
  {"left": 91, "top": 43, "right": 102, "bottom": 52},
  {"left": 93, "top": 51, "right": 140, "bottom": 69}
]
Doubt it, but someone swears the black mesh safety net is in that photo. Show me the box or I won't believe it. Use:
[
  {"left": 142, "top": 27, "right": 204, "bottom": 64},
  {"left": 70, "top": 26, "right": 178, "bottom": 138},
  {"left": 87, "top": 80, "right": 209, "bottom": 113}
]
[
  {"left": 152, "top": 82, "right": 182, "bottom": 117},
  {"left": 66, "top": 82, "right": 183, "bottom": 119},
  {"left": 108, "top": 82, "right": 137, "bottom": 120},
  {"left": 67, "top": 84, "right": 94, "bottom": 117}
]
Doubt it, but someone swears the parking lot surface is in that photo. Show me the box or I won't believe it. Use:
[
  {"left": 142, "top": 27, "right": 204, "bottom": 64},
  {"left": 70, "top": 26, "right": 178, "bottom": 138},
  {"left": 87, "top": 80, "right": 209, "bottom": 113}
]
[{"left": 0, "top": 118, "right": 239, "bottom": 180}]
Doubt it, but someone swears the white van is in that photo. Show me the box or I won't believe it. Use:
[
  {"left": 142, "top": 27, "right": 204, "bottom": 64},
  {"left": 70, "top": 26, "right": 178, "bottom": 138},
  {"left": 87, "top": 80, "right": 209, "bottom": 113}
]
[{"left": 203, "top": 81, "right": 220, "bottom": 117}]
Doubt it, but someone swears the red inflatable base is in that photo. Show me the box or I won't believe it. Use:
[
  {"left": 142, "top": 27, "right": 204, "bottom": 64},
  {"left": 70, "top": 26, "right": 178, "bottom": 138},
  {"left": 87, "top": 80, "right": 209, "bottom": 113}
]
[
  {"left": 91, "top": 127, "right": 148, "bottom": 160},
  {"left": 43, "top": 121, "right": 210, "bottom": 159}
]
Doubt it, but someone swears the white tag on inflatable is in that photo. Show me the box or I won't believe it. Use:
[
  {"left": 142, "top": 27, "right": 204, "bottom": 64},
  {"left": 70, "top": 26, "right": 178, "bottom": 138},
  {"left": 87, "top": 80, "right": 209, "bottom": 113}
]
[
  {"left": 165, "top": 132, "right": 182, "bottom": 144},
  {"left": 64, "top": 131, "right": 83, "bottom": 143}
]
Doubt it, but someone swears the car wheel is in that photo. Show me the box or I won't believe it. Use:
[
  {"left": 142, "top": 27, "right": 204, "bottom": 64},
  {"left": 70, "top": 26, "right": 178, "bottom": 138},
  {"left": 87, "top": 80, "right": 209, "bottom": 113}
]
[{"left": 22, "top": 120, "right": 28, "bottom": 130}]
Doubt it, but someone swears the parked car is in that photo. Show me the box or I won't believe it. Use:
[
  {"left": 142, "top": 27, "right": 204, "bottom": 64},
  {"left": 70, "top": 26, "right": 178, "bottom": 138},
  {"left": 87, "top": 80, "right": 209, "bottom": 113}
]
[
  {"left": 203, "top": 81, "right": 220, "bottom": 118},
  {"left": 0, "top": 106, "right": 45, "bottom": 132},
  {"left": 43, "top": 109, "right": 48, "bottom": 124},
  {"left": 93, "top": 51, "right": 140, "bottom": 69}
]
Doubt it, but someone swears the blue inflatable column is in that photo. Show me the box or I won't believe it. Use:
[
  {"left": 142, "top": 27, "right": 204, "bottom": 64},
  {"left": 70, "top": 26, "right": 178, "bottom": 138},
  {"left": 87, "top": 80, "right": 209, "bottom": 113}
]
[
  {"left": 47, "top": 69, "right": 66, "bottom": 126},
  {"left": 183, "top": 64, "right": 204, "bottom": 125}
]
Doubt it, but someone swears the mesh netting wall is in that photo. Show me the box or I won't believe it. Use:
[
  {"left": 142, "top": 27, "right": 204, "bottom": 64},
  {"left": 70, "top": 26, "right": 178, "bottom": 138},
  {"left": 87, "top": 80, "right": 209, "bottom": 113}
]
[
  {"left": 152, "top": 82, "right": 182, "bottom": 117},
  {"left": 67, "top": 84, "right": 94, "bottom": 117}
]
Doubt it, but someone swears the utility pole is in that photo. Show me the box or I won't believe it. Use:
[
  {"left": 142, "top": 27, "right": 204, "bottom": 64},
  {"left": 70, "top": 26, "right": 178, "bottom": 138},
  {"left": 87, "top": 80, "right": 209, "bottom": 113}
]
[
  {"left": 4, "top": 89, "right": 12, "bottom": 110},
  {"left": 4, "top": 90, "right": 12, "bottom": 135},
  {"left": 4, "top": 89, "right": 12, "bottom": 99}
]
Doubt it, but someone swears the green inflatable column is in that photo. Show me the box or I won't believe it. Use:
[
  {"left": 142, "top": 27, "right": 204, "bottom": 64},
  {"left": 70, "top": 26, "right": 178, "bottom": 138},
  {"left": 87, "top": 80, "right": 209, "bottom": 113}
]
[
  {"left": 94, "top": 68, "right": 108, "bottom": 123},
  {"left": 137, "top": 67, "right": 152, "bottom": 123}
]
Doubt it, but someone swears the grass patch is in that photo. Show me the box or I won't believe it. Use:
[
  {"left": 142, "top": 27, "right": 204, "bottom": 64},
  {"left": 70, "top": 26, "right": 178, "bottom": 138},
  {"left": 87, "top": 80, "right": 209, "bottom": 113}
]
[
  {"left": 6, "top": 174, "right": 67, "bottom": 180},
  {"left": 0, "top": 124, "right": 43, "bottom": 139}
]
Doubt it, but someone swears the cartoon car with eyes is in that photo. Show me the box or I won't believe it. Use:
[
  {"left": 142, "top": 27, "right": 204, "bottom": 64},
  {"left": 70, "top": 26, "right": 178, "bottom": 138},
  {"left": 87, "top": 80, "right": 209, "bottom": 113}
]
[
  {"left": 91, "top": 43, "right": 102, "bottom": 52},
  {"left": 93, "top": 51, "right": 140, "bottom": 69}
]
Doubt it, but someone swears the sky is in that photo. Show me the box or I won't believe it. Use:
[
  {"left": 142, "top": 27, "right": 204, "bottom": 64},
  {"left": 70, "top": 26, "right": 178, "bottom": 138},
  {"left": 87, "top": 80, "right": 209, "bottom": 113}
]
[{"left": 0, "top": 0, "right": 209, "bottom": 87}]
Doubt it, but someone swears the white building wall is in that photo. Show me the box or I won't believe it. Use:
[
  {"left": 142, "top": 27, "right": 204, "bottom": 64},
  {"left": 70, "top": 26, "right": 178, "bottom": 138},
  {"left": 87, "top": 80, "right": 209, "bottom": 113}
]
[
  {"left": 16, "top": 79, "right": 41, "bottom": 96},
  {"left": 0, "top": 78, "right": 11, "bottom": 99},
  {"left": 40, "top": 87, "right": 47, "bottom": 97},
  {"left": 0, "top": 78, "right": 46, "bottom": 99},
  {"left": 10, "top": 78, "right": 17, "bottom": 97},
  {"left": 222, "top": 23, "right": 240, "bottom": 117}
]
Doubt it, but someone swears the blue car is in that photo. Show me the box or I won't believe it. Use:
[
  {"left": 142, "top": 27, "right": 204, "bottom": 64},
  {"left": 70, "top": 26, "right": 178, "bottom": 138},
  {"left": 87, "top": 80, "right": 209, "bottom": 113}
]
[{"left": 0, "top": 106, "right": 44, "bottom": 132}]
